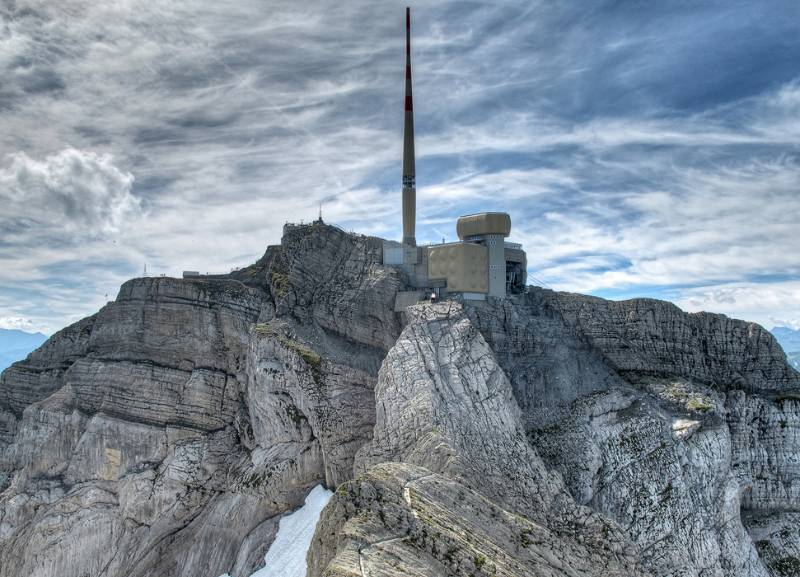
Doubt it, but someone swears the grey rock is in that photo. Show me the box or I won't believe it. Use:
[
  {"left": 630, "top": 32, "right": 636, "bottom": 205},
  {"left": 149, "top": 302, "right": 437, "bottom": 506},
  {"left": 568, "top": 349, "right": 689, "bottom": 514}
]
[
  {"left": 529, "top": 384, "right": 767, "bottom": 577},
  {"left": 1, "top": 224, "right": 798, "bottom": 577},
  {"left": 727, "top": 391, "right": 800, "bottom": 512},
  {"left": 267, "top": 223, "right": 403, "bottom": 352},
  {"left": 348, "top": 301, "right": 643, "bottom": 575},
  {"left": 543, "top": 289, "right": 799, "bottom": 392},
  {"left": 746, "top": 513, "right": 800, "bottom": 577},
  {"left": 0, "top": 223, "right": 405, "bottom": 577},
  {"left": 309, "top": 462, "right": 643, "bottom": 577}
]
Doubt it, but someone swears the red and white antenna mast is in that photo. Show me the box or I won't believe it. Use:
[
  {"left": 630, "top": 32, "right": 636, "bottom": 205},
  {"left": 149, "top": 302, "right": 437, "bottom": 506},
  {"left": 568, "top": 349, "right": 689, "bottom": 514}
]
[{"left": 401, "top": 6, "right": 416, "bottom": 247}]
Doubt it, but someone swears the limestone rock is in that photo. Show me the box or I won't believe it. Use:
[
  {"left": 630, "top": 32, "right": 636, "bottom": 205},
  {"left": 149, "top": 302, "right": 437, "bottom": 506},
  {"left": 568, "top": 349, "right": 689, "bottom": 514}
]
[
  {"left": 746, "top": 513, "right": 800, "bottom": 577},
  {"left": 529, "top": 384, "right": 767, "bottom": 577},
  {"left": 1, "top": 224, "right": 798, "bottom": 577},
  {"left": 309, "top": 462, "right": 642, "bottom": 577},
  {"left": 349, "top": 301, "right": 644, "bottom": 576},
  {"left": 0, "top": 224, "right": 400, "bottom": 577},
  {"left": 727, "top": 391, "right": 800, "bottom": 512},
  {"left": 267, "top": 223, "right": 403, "bottom": 352},
  {"left": 543, "top": 289, "right": 799, "bottom": 391}
]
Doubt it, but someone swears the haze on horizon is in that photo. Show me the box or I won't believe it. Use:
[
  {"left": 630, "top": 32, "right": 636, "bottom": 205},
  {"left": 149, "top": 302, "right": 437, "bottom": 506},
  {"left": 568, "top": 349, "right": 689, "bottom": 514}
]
[{"left": 0, "top": 0, "right": 799, "bottom": 336}]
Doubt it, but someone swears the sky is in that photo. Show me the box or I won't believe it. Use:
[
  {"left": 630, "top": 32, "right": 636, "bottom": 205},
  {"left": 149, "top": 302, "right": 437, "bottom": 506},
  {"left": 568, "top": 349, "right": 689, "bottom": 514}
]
[{"left": 0, "top": 0, "right": 799, "bottom": 335}]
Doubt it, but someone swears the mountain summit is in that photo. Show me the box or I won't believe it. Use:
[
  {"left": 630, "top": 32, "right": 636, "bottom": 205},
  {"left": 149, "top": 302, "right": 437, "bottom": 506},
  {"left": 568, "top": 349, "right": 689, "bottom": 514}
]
[{"left": 1, "top": 222, "right": 798, "bottom": 577}]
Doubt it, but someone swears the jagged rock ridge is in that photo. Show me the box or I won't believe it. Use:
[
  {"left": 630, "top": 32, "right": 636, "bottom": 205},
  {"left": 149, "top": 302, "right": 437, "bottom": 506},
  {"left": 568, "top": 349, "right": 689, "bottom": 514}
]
[{"left": 1, "top": 222, "right": 798, "bottom": 577}]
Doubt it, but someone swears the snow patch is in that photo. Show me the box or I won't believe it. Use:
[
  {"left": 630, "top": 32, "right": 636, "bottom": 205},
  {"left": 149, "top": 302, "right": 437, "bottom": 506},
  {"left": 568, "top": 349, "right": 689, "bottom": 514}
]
[{"left": 219, "top": 484, "right": 333, "bottom": 577}]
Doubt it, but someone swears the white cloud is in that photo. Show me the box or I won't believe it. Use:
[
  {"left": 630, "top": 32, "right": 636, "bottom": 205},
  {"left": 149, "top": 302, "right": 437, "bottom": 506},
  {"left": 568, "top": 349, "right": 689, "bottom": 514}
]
[
  {"left": 518, "top": 154, "right": 800, "bottom": 296},
  {"left": 0, "top": 316, "right": 40, "bottom": 332},
  {"left": 674, "top": 281, "right": 800, "bottom": 331},
  {"left": 0, "top": 0, "right": 798, "bottom": 333},
  {"left": 771, "top": 318, "right": 800, "bottom": 331},
  {"left": 0, "top": 148, "right": 140, "bottom": 238}
]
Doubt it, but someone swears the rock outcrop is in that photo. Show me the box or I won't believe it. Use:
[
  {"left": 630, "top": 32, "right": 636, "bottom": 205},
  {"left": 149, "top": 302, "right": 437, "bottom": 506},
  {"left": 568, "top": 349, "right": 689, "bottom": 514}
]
[
  {"left": 310, "top": 462, "right": 636, "bottom": 577},
  {"left": 314, "top": 302, "right": 643, "bottom": 576},
  {"left": 1, "top": 223, "right": 798, "bottom": 577},
  {"left": 0, "top": 223, "right": 398, "bottom": 577}
]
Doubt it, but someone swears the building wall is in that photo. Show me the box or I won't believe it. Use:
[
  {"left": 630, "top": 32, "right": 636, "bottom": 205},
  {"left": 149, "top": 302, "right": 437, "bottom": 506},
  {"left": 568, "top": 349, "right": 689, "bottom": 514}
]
[
  {"left": 504, "top": 247, "right": 527, "bottom": 291},
  {"left": 383, "top": 245, "right": 405, "bottom": 266},
  {"left": 486, "top": 233, "right": 506, "bottom": 298},
  {"left": 427, "top": 242, "right": 488, "bottom": 294}
]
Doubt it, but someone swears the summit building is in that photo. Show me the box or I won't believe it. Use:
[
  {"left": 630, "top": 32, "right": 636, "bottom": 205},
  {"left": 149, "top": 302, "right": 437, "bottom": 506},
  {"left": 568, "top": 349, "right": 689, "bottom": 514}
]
[{"left": 383, "top": 8, "right": 527, "bottom": 302}]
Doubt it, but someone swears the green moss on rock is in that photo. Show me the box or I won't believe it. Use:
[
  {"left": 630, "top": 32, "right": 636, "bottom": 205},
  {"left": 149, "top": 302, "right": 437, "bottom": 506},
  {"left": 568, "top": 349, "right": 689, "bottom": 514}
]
[{"left": 254, "top": 323, "right": 323, "bottom": 384}]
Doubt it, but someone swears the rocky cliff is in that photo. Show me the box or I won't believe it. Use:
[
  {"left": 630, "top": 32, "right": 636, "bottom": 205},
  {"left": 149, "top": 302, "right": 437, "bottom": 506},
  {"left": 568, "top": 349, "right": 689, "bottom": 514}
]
[{"left": 1, "top": 222, "right": 798, "bottom": 577}]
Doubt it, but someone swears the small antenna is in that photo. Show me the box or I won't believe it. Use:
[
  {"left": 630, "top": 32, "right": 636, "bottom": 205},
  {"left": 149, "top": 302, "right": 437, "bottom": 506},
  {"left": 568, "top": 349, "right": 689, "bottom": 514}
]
[
  {"left": 143, "top": 263, "right": 147, "bottom": 276},
  {"left": 318, "top": 201, "right": 323, "bottom": 223}
]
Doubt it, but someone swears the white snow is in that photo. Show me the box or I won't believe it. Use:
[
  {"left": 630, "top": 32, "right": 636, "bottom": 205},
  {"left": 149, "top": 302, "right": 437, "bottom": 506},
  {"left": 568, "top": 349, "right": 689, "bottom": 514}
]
[{"left": 218, "top": 484, "right": 333, "bottom": 577}]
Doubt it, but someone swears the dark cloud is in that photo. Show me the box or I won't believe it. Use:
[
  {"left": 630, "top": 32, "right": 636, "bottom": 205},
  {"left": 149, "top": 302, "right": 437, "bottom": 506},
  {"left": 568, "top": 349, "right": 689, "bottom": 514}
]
[
  {"left": 167, "top": 110, "right": 241, "bottom": 129},
  {"left": 17, "top": 67, "right": 65, "bottom": 94}
]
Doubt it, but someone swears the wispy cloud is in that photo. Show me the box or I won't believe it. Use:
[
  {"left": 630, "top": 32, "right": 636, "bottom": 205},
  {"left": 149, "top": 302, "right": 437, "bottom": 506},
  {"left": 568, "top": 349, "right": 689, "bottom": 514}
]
[
  {"left": 0, "top": 0, "right": 799, "bottom": 333},
  {"left": 674, "top": 281, "right": 800, "bottom": 331}
]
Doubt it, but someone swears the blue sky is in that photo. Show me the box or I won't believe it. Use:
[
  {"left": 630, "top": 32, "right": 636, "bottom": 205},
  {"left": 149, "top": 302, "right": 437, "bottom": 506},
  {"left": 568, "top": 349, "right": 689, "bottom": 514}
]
[{"left": 0, "top": 0, "right": 799, "bottom": 334}]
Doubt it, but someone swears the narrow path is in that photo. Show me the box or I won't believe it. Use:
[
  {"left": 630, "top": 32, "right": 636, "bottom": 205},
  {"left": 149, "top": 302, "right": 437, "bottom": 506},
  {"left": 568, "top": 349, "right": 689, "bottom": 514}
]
[{"left": 357, "top": 471, "right": 436, "bottom": 575}]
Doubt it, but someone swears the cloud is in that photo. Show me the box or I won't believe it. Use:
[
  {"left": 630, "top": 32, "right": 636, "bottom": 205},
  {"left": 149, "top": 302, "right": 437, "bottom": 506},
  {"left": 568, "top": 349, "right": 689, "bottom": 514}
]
[
  {"left": 0, "top": 148, "right": 140, "bottom": 239},
  {"left": 0, "top": 0, "right": 798, "bottom": 333},
  {"left": 771, "top": 318, "right": 800, "bottom": 331},
  {"left": 0, "top": 147, "right": 142, "bottom": 333},
  {"left": 510, "top": 153, "right": 800, "bottom": 296},
  {"left": 0, "top": 316, "right": 41, "bottom": 332},
  {"left": 673, "top": 281, "right": 800, "bottom": 331}
]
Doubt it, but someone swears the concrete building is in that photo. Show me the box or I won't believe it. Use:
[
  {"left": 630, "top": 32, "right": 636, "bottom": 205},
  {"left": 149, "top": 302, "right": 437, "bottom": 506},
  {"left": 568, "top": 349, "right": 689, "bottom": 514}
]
[{"left": 383, "top": 9, "right": 527, "bottom": 303}]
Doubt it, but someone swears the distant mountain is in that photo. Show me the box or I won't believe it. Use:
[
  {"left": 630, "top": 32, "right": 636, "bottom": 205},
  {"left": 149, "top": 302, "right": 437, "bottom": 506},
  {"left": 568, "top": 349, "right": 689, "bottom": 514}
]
[
  {"left": 772, "top": 326, "right": 800, "bottom": 370},
  {"left": 0, "top": 328, "right": 48, "bottom": 372}
]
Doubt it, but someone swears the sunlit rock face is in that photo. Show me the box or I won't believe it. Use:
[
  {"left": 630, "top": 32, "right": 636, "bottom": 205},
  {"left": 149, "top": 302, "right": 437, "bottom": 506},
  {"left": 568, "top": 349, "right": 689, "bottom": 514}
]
[
  {"left": 478, "top": 290, "right": 800, "bottom": 577},
  {"left": 1, "top": 223, "right": 798, "bottom": 577},
  {"left": 324, "top": 302, "right": 644, "bottom": 577}
]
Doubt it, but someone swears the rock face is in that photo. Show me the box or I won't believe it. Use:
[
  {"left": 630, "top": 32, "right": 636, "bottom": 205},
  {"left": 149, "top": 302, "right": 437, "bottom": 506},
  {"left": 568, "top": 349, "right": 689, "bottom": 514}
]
[
  {"left": 316, "top": 302, "right": 643, "bottom": 576},
  {"left": 1, "top": 223, "right": 799, "bottom": 577},
  {"left": 310, "top": 462, "right": 637, "bottom": 577},
  {"left": 0, "top": 223, "right": 399, "bottom": 577},
  {"left": 474, "top": 290, "right": 800, "bottom": 577}
]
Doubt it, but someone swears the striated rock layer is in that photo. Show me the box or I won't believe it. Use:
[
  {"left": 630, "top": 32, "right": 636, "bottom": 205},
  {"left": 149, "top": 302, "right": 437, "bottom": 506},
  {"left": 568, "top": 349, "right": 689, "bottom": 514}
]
[
  {"left": 0, "top": 223, "right": 399, "bottom": 577},
  {"left": 314, "top": 302, "right": 644, "bottom": 576},
  {"left": 1, "top": 223, "right": 799, "bottom": 577}
]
